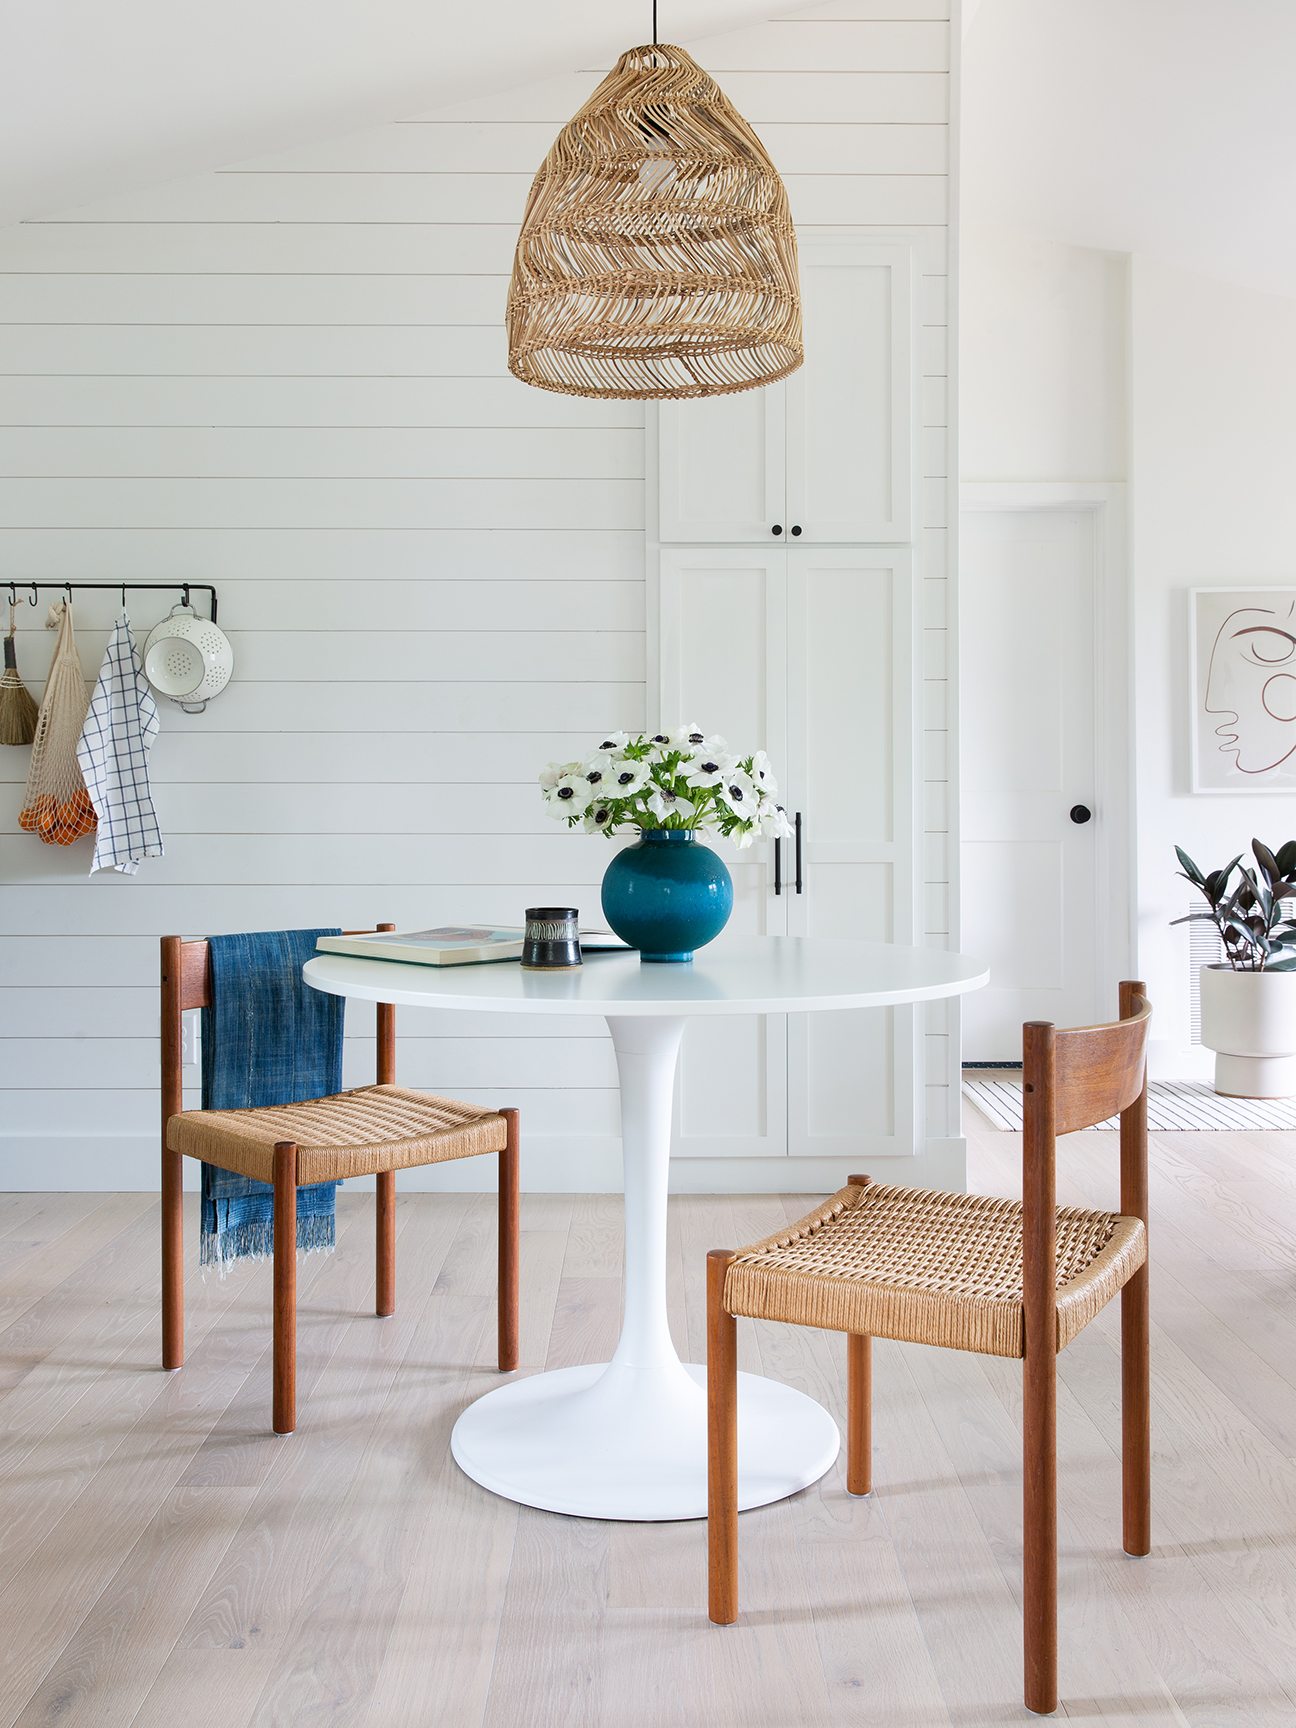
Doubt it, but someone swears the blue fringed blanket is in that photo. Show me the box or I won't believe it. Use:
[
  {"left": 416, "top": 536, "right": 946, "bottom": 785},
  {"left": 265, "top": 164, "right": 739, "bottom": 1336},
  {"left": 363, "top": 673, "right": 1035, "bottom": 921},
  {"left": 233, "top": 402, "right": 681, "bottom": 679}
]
[{"left": 200, "top": 928, "right": 345, "bottom": 1269}]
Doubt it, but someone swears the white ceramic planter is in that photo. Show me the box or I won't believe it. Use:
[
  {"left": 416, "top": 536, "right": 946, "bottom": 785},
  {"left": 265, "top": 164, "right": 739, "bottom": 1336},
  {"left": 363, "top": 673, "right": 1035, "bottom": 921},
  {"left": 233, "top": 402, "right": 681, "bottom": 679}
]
[{"left": 1199, "top": 964, "right": 1296, "bottom": 1097}]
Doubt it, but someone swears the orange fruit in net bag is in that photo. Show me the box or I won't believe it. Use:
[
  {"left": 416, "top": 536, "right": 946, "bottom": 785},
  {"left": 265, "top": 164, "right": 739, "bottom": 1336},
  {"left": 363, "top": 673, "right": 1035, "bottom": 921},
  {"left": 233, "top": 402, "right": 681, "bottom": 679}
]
[{"left": 20, "top": 788, "right": 97, "bottom": 845}]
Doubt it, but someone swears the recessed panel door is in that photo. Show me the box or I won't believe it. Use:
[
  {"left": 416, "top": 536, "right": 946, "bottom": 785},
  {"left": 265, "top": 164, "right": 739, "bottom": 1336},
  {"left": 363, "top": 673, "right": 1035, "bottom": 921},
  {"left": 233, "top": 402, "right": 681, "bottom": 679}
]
[
  {"left": 960, "top": 509, "right": 1098, "bottom": 1057},
  {"left": 660, "top": 548, "right": 788, "bottom": 1157},
  {"left": 785, "top": 548, "right": 918, "bottom": 1157},
  {"left": 786, "top": 240, "right": 918, "bottom": 544},
  {"left": 658, "top": 388, "right": 785, "bottom": 543}
]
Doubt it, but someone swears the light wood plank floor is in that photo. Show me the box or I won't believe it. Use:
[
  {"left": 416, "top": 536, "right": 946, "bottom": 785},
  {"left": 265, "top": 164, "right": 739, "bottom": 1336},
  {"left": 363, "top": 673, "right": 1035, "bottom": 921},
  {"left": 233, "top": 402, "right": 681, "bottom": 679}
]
[{"left": 1, "top": 1114, "right": 1294, "bottom": 1726}]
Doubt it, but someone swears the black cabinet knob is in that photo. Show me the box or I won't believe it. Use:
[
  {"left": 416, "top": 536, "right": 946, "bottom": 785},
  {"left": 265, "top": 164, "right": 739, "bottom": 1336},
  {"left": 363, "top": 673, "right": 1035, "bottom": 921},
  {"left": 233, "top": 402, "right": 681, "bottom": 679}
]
[
  {"left": 771, "top": 524, "right": 783, "bottom": 536},
  {"left": 790, "top": 524, "right": 802, "bottom": 537},
  {"left": 1070, "top": 805, "right": 1092, "bottom": 824}
]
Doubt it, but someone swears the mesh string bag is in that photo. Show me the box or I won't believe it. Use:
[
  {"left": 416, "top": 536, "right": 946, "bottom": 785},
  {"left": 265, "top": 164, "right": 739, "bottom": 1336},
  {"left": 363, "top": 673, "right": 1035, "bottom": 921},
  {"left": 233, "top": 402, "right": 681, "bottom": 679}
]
[
  {"left": 506, "top": 42, "right": 802, "bottom": 401},
  {"left": 19, "top": 601, "right": 97, "bottom": 845}
]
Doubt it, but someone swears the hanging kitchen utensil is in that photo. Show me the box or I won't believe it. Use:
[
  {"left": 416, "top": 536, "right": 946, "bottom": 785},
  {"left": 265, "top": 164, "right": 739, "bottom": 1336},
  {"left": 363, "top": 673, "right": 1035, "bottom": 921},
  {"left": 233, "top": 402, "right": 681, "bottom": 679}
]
[
  {"left": 0, "top": 601, "right": 38, "bottom": 745},
  {"left": 19, "top": 600, "right": 97, "bottom": 844},
  {"left": 143, "top": 602, "right": 233, "bottom": 712}
]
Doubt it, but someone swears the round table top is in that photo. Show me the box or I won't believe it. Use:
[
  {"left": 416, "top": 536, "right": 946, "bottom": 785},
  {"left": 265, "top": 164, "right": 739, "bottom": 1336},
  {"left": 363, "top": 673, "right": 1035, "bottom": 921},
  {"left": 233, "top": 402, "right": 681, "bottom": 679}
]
[{"left": 303, "top": 935, "right": 989, "bottom": 1018}]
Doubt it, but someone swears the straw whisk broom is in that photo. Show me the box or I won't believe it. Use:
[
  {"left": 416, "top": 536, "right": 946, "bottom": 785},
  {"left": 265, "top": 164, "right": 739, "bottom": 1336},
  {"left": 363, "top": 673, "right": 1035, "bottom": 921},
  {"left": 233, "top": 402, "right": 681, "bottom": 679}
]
[{"left": 0, "top": 600, "right": 39, "bottom": 746}]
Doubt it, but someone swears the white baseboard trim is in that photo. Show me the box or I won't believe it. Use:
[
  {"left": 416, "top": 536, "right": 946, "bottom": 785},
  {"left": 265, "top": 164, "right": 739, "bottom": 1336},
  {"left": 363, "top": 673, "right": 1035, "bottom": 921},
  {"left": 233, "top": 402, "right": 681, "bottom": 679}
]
[{"left": 0, "top": 1135, "right": 967, "bottom": 1195}]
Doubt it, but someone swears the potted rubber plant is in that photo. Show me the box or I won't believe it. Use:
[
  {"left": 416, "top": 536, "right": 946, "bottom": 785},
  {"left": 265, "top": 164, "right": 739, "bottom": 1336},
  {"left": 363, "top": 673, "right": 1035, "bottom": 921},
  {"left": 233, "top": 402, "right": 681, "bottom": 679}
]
[{"left": 1173, "top": 839, "right": 1296, "bottom": 1097}]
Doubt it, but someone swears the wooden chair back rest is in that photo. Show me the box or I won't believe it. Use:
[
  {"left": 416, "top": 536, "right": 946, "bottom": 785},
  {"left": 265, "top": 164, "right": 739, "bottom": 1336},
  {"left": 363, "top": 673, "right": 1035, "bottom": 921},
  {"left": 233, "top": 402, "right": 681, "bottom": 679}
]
[{"left": 1048, "top": 996, "right": 1152, "bottom": 1135}]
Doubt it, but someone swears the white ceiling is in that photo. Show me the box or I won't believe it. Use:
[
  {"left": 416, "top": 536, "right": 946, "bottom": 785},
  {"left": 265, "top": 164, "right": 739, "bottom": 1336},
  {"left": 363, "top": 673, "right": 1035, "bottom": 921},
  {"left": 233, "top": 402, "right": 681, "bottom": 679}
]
[
  {"left": 963, "top": 0, "right": 1296, "bottom": 300},
  {"left": 0, "top": 0, "right": 788, "bottom": 227}
]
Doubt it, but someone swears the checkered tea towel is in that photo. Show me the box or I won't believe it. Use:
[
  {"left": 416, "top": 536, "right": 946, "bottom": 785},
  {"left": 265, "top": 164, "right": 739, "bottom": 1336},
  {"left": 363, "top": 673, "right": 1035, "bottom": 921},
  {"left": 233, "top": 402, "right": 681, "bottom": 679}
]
[{"left": 76, "top": 612, "right": 163, "bottom": 876}]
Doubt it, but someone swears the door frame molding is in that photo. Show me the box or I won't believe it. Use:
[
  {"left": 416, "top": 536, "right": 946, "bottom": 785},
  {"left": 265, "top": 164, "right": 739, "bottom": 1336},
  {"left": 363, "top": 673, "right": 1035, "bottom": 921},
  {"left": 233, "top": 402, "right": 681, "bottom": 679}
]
[{"left": 959, "top": 482, "right": 1133, "bottom": 1024}]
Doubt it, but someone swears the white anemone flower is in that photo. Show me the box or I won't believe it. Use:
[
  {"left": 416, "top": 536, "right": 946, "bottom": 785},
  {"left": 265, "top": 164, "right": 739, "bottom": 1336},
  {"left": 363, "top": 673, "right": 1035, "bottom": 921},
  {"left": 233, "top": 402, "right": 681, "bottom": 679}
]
[
  {"left": 668, "top": 723, "right": 708, "bottom": 752},
  {"left": 547, "top": 773, "right": 594, "bottom": 816},
  {"left": 646, "top": 731, "right": 674, "bottom": 756},
  {"left": 584, "top": 801, "right": 616, "bottom": 834},
  {"left": 582, "top": 752, "right": 615, "bottom": 794},
  {"left": 686, "top": 750, "right": 737, "bottom": 789},
  {"left": 596, "top": 730, "right": 631, "bottom": 753},
  {"left": 608, "top": 758, "right": 651, "bottom": 797},
  {"left": 719, "top": 771, "right": 758, "bottom": 818},
  {"left": 539, "top": 760, "right": 577, "bottom": 792},
  {"left": 732, "top": 820, "right": 758, "bottom": 849},
  {"left": 749, "top": 750, "right": 778, "bottom": 794},
  {"left": 647, "top": 787, "right": 695, "bottom": 822},
  {"left": 759, "top": 801, "right": 794, "bottom": 840}
]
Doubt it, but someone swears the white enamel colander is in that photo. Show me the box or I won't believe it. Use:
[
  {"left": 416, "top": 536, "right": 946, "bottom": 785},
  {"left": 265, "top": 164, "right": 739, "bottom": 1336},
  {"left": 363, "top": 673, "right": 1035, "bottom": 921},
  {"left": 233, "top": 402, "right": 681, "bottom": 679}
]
[{"left": 143, "top": 604, "right": 234, "bottom": 712}]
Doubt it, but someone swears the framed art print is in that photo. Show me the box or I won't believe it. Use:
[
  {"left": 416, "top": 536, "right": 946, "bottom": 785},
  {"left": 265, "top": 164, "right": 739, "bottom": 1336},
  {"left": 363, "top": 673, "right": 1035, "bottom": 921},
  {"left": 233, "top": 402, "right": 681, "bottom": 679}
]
[{"left": 1191, "top": 587, "right": 1296, "bottom": 791}]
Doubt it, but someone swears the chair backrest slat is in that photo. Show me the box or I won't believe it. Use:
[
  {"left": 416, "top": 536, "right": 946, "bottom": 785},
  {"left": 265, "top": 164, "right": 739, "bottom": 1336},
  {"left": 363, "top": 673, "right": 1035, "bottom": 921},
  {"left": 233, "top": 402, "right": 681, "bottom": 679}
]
[
  {"left": 1050, "top": 998, "right": 1151, "bottom": 1134},
  {"left": 178, "top": 940, "right": 211, "bottom": 1011}
]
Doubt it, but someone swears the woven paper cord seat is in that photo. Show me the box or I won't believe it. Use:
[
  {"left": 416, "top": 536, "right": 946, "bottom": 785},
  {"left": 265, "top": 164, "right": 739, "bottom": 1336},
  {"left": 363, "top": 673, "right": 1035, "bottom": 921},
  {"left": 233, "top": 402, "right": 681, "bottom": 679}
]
[
  {"left": 167, "top": 1084, "right": 509, "bottom": 1187},
  {"left": 724, "top": 1181, "right": 1147, "bottom": 1360}
]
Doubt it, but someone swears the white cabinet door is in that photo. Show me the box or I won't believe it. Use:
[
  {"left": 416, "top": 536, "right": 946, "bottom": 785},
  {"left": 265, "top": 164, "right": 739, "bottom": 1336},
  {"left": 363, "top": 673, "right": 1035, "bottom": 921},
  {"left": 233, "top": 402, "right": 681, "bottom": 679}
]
[
  {"left": 659, "top": 548, "right": 788, "bottom": 1158},
  {"left": 656, "top": 238, "right": 918, "bottom": 546},
  {"left": 959, "top": 509, "right": 1099, "bottom": 1057},
  {"left": 658, "top": 388, "right": 785, "bottom": 544},
  {"left": 784, "top": 547, "right": 920, "bottom": 1157},
  {"left": 786, "top": 240, "right": 919, "bottom": 545}
]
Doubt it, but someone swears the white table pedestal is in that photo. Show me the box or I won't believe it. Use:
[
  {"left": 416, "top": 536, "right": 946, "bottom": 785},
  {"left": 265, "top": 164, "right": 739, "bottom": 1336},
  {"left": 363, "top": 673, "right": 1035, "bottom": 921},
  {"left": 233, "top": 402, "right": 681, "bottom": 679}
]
[{"left": 450, "top": 1015, "right": 840, "bottom": 1521}]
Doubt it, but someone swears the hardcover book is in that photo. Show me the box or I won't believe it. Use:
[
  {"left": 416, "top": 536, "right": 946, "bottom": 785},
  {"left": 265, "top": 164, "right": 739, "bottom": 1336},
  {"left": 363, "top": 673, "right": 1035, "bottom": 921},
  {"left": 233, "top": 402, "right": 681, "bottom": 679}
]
[{"left": 315, "top": 926, "right": 629, "bottom": 967}]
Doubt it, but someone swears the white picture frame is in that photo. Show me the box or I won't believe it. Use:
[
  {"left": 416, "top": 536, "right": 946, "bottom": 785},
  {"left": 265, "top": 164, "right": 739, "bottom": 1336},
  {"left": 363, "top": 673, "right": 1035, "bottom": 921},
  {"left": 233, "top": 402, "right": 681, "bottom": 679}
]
[{"left": 1191, "top": 586, "right": 1296, "bottom": 792}]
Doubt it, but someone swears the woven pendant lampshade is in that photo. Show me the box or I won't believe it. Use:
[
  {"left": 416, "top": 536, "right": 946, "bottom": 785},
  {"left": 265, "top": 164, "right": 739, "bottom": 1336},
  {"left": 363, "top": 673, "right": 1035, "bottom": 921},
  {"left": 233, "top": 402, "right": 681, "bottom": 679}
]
[{"left": 506, "top": 42, "right": 802, "bottom": 400}]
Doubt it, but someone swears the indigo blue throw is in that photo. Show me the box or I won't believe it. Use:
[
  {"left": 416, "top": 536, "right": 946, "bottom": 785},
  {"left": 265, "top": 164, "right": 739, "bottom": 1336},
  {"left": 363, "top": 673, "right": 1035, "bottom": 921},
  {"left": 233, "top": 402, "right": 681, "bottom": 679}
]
[{"left": 200, "top": 928, "right": 345, "bottom": 1269}]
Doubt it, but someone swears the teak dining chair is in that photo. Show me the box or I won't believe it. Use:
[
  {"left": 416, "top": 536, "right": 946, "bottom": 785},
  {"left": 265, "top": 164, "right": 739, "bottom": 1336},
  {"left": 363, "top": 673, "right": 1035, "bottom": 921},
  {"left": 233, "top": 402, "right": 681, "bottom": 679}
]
[
  {"left": 160, "top": 927, "right": 520, "bottom": 1435},
  {"left": 706, "top": 982, "right": 1153, "bottom": 1717}
]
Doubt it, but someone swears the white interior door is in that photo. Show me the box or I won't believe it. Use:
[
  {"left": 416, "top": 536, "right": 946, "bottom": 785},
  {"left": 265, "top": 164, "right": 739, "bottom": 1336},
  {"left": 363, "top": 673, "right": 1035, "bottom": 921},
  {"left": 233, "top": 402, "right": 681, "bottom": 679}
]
[
  {"left": 785, "top": 548, "right": 919, "bottom": 1157},
  {"left": 660, "top": 548, "right": 788, "bottom": 1156},
  {"left": 960, "top": 509, "right": 1099, "bottom": 1058},
  {"left": 658, "top": 388, "right": 785, "bottom": 543},
  {"left": 786, "top": 239, "right": 918, "bottom": 544}
]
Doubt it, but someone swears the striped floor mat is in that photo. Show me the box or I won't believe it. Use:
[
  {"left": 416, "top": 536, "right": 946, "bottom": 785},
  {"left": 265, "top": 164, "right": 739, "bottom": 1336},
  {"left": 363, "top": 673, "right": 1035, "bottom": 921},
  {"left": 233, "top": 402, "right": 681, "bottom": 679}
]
[{"left": 962, "top": 1077, "right": 1296, "bottom": 1132}]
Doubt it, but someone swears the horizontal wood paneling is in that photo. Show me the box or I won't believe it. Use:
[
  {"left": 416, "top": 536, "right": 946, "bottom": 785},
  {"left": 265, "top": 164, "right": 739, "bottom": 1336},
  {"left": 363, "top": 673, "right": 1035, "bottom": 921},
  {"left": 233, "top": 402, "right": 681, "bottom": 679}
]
[
  {"left": 1, "top": 10, "right": 953, "bottom": 1179},
  {"left": 0, "top": 527, "right": 643, "bottom": 579},
  {"left": 0, "top": 478, "right": 643, "bottom": 530},
  {"left": 0, "top": 427, "right": 644, "bottom": 480},
  {"left": 0, "top": 375, "right": 640, "bottom": 426}
]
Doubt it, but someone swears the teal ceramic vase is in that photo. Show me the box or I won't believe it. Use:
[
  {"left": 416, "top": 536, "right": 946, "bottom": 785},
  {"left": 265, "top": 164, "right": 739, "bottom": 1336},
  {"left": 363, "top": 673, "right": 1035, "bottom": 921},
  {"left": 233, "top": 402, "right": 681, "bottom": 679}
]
[{"left": 600, "top": 829, "right": 734, "bottom": 962}]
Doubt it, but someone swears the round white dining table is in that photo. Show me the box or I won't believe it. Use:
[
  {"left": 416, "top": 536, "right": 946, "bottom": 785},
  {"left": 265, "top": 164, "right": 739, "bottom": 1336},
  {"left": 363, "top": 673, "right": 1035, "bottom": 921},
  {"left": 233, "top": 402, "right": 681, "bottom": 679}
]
[{"left": 304, "top": 936, "right": 988, "bottom": 1522}]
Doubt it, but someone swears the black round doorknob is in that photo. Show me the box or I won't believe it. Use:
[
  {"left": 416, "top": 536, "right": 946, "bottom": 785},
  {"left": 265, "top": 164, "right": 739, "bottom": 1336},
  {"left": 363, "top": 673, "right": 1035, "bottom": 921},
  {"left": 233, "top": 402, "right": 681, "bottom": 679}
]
[
  {"left": 1070, "top": 805, "right": 1092, "bottom": 824},
  {"left": 771, "top": 524, "right": 783, "bottom": 536},
  {"left": 790, "top": 524, "right": 802, "bottom": 537}
]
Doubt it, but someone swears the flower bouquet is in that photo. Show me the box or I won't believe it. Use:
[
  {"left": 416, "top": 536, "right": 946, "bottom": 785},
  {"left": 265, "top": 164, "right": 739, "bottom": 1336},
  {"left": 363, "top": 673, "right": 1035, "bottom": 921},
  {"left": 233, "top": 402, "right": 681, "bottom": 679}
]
[{"left": 538, "top": 725, "right": 792, "bottom": 846}]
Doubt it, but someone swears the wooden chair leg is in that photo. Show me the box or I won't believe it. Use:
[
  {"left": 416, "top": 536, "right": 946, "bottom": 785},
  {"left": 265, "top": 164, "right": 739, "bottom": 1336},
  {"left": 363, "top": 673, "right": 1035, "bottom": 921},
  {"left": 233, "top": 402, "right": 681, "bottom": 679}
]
[
  {"left": 498, "top": 1108, "right": 520, "bottom": 1372},
  {"left": 707, "top": 1248, "right": 739, "bottom": 1626},
  {"left": 845, "top": 1173, "right": 872, "bottom": 1495},
  {"left": 847, "top": 1333, "right": 872, "bottom": 1495},
  {"left": 273, "top": 1141, "right": 298, "bottom": 1436},
  {"left": 161, "top": 1144, "right": 184, "bottom": 1370},
  {"left": 376, "top": 1169, "right": 396, "bottom": 1318},
  {"left": 1121, "top": 1263, "right": 1151, "bottom": 1556},
  {"left": 1023, "top": 1348, "right": 1058, "bottom": 1715}
]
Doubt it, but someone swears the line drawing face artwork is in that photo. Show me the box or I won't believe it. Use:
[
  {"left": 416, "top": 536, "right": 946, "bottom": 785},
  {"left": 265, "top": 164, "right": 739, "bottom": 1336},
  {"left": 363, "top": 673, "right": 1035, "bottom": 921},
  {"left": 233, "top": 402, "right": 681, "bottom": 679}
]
[{"left": 1192, "top": 589, "right": 1296, "bottom": 792}]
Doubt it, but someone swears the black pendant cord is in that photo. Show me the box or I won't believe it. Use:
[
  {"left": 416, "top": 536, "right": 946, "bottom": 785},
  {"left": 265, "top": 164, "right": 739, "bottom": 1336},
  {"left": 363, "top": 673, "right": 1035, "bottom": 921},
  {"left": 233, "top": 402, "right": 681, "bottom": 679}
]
[{"left": 653, "top": 0, "right": 657, "bottom": 44}]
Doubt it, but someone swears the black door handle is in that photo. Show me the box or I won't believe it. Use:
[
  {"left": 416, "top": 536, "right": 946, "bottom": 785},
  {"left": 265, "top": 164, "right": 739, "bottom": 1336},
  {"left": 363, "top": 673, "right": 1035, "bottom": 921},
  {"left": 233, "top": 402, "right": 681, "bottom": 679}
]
[
  {"left": 774, "top": 836, "right": 782, "bottom": 895},
  {"left": 794, "top": 812, "right": 803, "bottom": 894},
  {"left": 790, "top": 525, "right": 802, "bottom": 537},
  {"left": 771, "top": 524, "right": 783, "bottom": 536},
  {"left": 1070, "top": 805, "right": 1092, "bottom": 824}
]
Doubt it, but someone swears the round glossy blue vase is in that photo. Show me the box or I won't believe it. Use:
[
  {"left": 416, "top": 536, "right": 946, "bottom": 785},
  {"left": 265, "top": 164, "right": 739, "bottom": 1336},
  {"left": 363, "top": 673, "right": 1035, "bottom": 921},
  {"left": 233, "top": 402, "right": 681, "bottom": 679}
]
[{"left": 600, "top": 829, "right": 733, "bottom": 962}]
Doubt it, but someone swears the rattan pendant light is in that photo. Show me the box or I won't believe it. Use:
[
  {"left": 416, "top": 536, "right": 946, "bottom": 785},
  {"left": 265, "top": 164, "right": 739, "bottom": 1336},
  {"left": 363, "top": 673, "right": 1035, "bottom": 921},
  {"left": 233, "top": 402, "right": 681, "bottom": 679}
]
[{"left": 506, "top": 38, "right": 802, "bottom": 400}]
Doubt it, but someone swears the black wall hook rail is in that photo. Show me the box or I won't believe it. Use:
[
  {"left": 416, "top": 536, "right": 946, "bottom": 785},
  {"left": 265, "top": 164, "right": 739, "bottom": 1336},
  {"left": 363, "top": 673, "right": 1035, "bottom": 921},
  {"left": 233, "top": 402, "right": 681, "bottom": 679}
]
[{"left": 7, "top": 581, "right": 217, "bottom": 624}]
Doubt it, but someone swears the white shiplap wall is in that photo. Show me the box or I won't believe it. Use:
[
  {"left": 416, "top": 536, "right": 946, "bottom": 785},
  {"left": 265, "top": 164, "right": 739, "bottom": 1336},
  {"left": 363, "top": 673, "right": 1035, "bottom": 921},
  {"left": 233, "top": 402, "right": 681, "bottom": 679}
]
[{"left": 0, "top": 0, "right": 956, "bottom": 1190}]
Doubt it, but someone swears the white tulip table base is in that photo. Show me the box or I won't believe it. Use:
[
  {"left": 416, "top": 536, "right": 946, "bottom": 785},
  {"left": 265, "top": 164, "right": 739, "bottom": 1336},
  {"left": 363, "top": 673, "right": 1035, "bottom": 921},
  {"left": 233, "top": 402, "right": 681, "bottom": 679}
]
[{"left": 450, "top": 1355, "right": 840, "bottom": 1522}]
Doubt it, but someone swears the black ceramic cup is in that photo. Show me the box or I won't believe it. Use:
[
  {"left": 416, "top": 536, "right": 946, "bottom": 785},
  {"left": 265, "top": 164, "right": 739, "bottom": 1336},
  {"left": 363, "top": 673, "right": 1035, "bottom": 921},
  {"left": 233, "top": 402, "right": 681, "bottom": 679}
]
[{"left": 521, "top": 907, "right": 582, "bottom": 970}]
